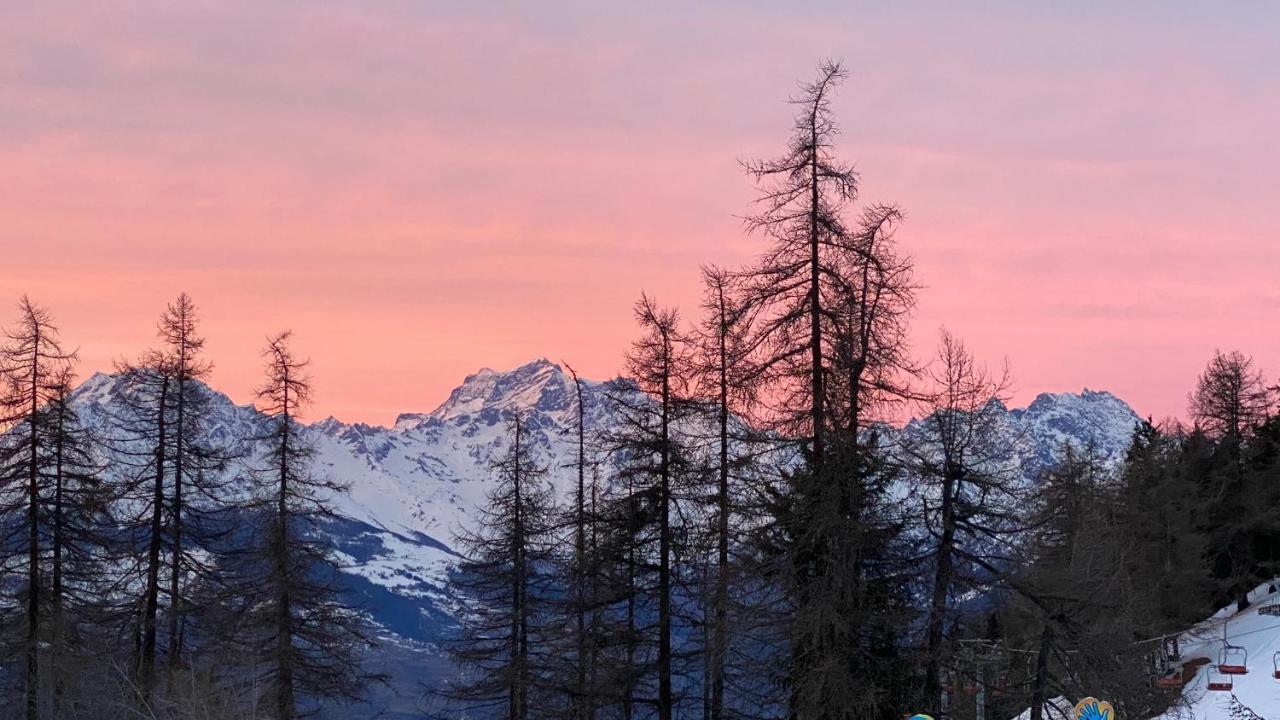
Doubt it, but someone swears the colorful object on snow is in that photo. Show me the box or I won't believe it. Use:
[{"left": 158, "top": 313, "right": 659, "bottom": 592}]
[
  {"left": 1073, "top": 697, "right": 1114, "bottom": 720},
  {"left": 905, "top": 715, "right": 934, "bottom": 720}
]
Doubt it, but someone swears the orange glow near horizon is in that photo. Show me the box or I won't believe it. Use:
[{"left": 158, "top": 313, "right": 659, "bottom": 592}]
[{"left": 3, "top": 2, "right": 1278, "bottom": 425}]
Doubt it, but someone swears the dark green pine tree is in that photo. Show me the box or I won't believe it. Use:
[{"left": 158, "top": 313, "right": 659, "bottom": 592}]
[
  {"left": 1012, "top": 445, "right": 1180, "bottom": 720},
  {"left": 1241, "top": 413, "right": 1280, "bottom": 585},
  {"left": 1187, "top": 350, "right": 1275, "bottom": 611},
  {"left": 1114, "top": 420, "right": 1214, "bottom": 638}
]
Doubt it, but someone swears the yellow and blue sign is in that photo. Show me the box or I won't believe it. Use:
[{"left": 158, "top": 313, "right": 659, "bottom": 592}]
[{"left": 1073, "top": 697, "right": 1115, "bottom": 720}]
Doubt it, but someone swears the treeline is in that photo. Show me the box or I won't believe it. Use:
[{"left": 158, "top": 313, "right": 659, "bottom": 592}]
[
  {"left": 0, "top": 294, "right": 380, "bottom": 720},
  {"left": 441, "top": 62, "right": 1280, "bottom": 720}
]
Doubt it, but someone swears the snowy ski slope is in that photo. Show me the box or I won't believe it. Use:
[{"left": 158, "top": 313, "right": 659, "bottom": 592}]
[{"left": 1159, "top": 582, "right": 1280, "bottom": 719}]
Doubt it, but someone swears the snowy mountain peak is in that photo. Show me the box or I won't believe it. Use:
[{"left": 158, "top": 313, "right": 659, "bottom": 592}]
[
  {"left": 69, "top": 370, "right": 123, "bottom": 405},
  {"left": 897, "top": 388, "right": 1142, "bottom": 484},
  {"left": 1012, "top": 389, "right": 1142, "bottom": 469},
  {"left": 1022, "top": 387, "right": 1125, "bottom": 415},
  {"left": 396, "top": 358, "right": 594, "bottom": 431}
]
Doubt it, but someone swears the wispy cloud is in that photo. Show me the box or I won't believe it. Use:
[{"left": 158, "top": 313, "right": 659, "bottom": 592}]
[{"left": 2, "top": 1, "right": 1277, "bottom": 422}]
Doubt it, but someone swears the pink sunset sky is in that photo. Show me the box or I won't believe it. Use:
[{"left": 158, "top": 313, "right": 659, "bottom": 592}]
[{"left": 2, "top": 1, "right": 1278, "bottom": 425}]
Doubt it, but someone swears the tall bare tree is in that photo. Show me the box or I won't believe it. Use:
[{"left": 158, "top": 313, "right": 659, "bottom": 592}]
[
  {"left": 109, "top": 355, "right": 170, "bottom": 699},
  {"left": 235, "top": 331, "right": 379, "bottom": 719},
  {"left": 898, "top": 330, "right": 1025, "bottom": 709},
  {"left": 740, "top": 60, "right": 859, "bottom": 466},
  {"left": 160, "top": 293, "right": 212, "bottom": 671},
  {"left": 824, "top": 204, "right": 915, "bottom": 436},
  {"left": 443, "top": 414, "right": 559, "bottom": 720},
  {"left": 1189, "top": 349, "right": 1272, "bottom": 443},
  {"left": 38, "top": 368, "right": 111, "bottom": 716},
  {"left": 560, "top": 361, "right": 597, "bottom": 720},
  {"left": 604, "top": 294, "right": 693, "bottom": 720},
  {"left": 108, "top": 294, "right": 231, "bottom": 699},
  {"left": 740, "top": 62, "right": 917, "bottom": 720},
  {"left": 0, "top": 297, "right": 76, "bottom": 720},
  {"left": 689, "top": 266, "right": 759, "bottom": 720}
]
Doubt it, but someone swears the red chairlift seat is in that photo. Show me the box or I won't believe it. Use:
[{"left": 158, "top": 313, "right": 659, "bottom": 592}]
[
  {"left": 1207, "top": 665, "right": 1234, "bottom": 692},
  {"left": 1155, "top": 665, "right": 1184, "bottom": 689},
  {"left": 1219, "top": 643, "right": 1248, "bottom": 675}
]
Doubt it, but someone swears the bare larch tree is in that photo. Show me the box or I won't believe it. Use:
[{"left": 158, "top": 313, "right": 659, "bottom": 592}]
[
  {"left": 238, "top": 331, "right": 379, "bottom": 719},
  {"left": 739, "top": 61, "right": 917, "bottom": 720},
  {"left": 0, "top": 297, "right": 76, "bottom": 720},
  {"left": 443, "top": 413, "right": 559, "bottom": 720},
  {"left": 605, "top": 294, "right": 693, "bottom": 720},
  {"left": 898, "top": 329, "right": 1025, "bottom": 709}
]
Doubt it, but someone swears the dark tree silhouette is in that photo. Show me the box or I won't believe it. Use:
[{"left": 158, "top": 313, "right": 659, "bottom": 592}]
[
  {"left": 37, "top": 368, "right": 112, "bottom": 716},
  {"left": 154, "top": 293, "right": 230, "bottom": 677},
  {"left": 0, "top": 297, "right": 77, "bottom": 720},
  {"left": 108, "top": 356, "right": 170, "bottom": 700},
  {"left": 443, "top": 414, "right": 560, "bottom": 720},
  {"left": 603, "top": 294, "right": 694, "bottom": 720},
  {"left": 739, "top": 61, "right": 917, "bottom": 720},
  {"left": 1189, "top": 350, "right": 1271, "bottom": 443},
  {"left": 107, "top": 294, "right": 233, "bottom": 701},
  {"left": 689, "top": 266, "right": 760, "bottom": 720},
  {"left": 234, "top": 331, "right": 380, "bottom": 719},
  {"left": 823, "top": 204, "right": 915, "bottom": 436},
  {"left": 739, "top": 60, "right": 859, "bottom": 464},
  {"left": 561, "top": 361, "right": 596, "bottom": 720},
  {"left": 1012, "top": 447, "right": 1176, "bottom": 720},
  {"left": 897, "top": 330, "right": 1026, "bottom": 709}
]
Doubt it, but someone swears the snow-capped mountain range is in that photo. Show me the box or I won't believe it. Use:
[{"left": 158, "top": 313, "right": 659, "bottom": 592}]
[
  {"left": 66, "top": 358, "right": 1143, "bottom": 713},
  {"left": 893, "top": 386, "right": 1145, "bottom": 488}
]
